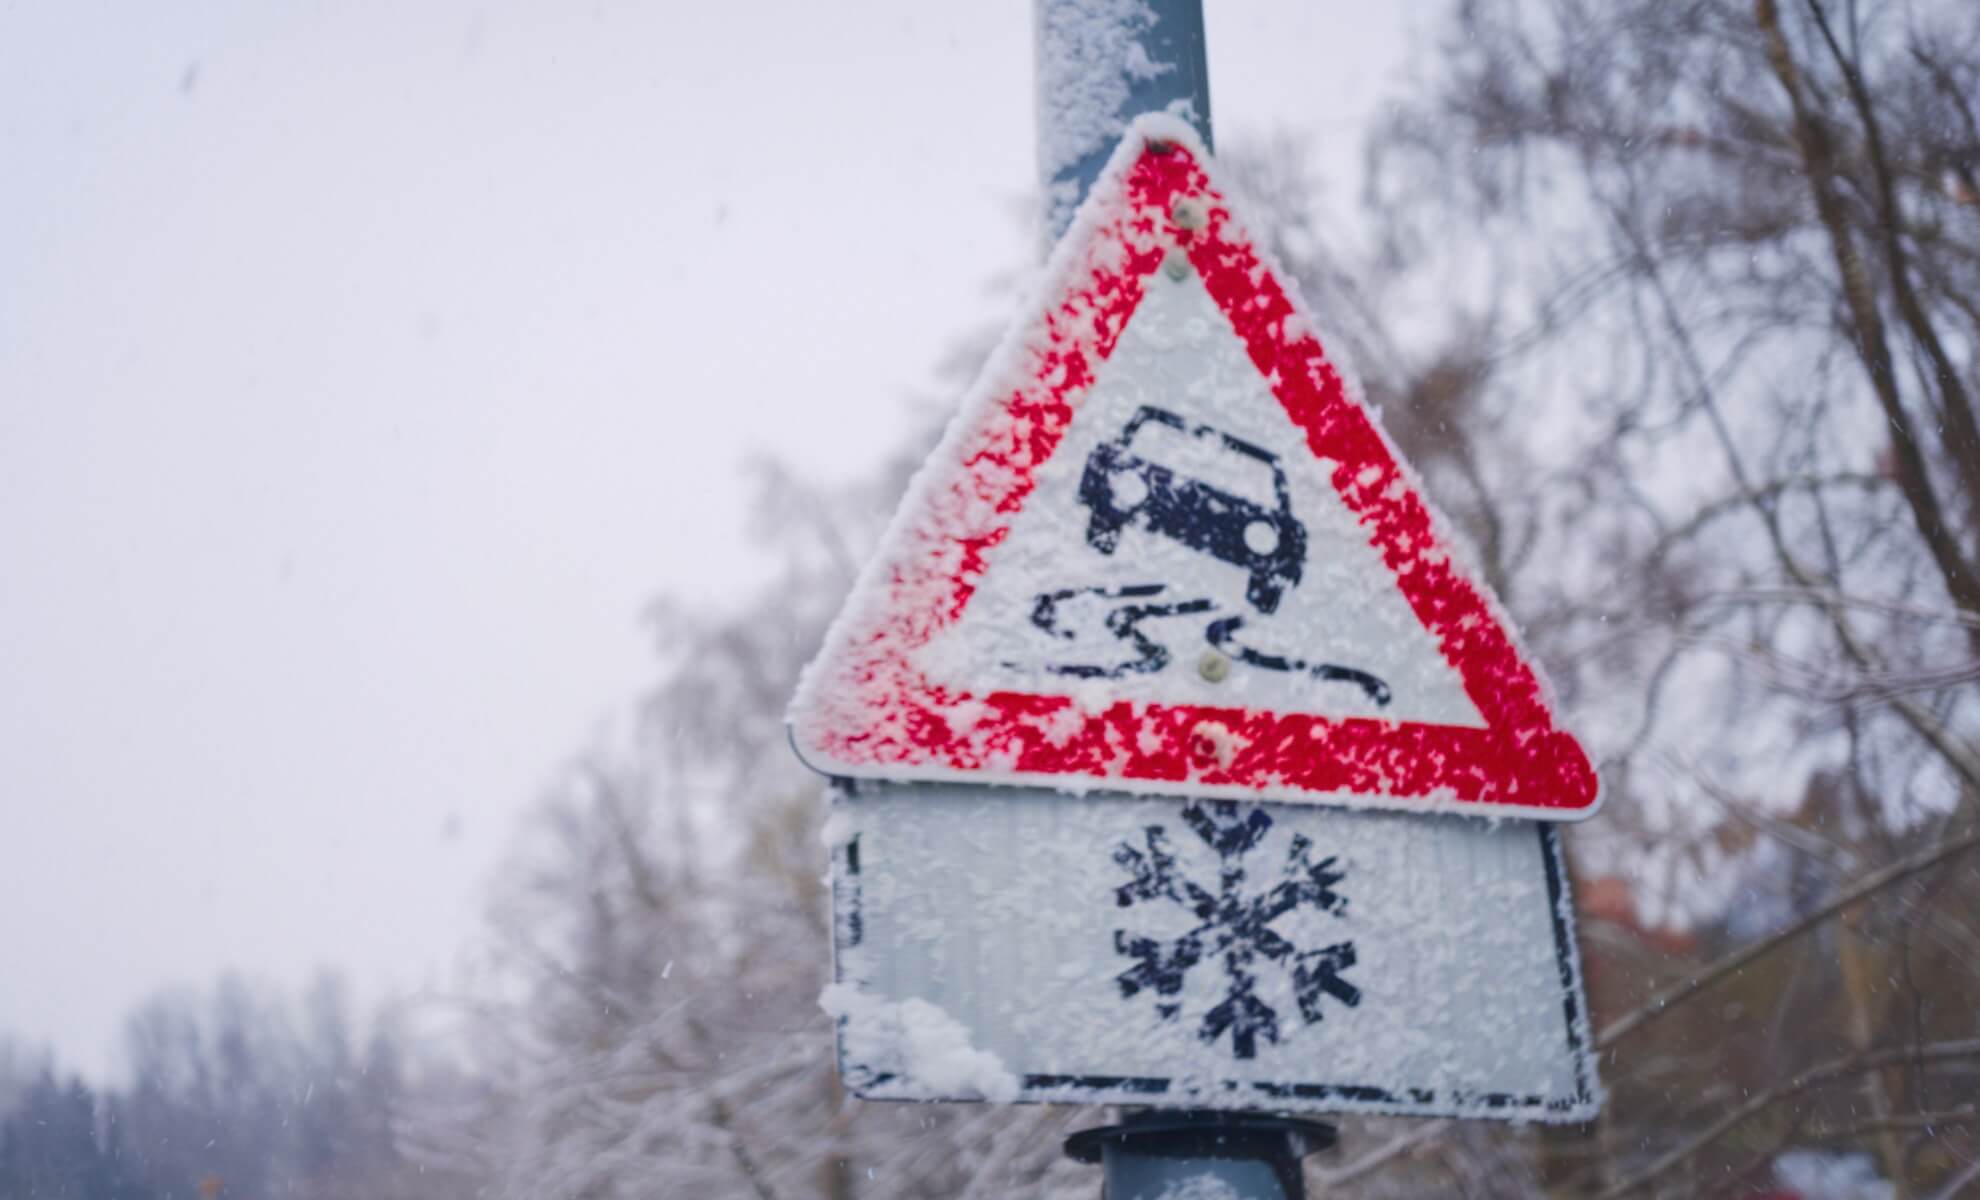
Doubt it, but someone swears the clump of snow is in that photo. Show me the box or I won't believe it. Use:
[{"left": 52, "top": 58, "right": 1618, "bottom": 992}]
[
  {"left": 819, "top": 983, "right": 1020, "bottom": 1103},
  {"left": 819, "top": 809, "right": 856, "bottom": 851}
]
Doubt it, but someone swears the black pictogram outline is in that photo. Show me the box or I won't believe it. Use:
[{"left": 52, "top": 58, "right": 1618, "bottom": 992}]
[
  {"left": 1111, "top": 801, "right": 1362, "bottom": 1059},
  {"left": 1010, "top": 404, "right": 1394, "bottom": 704}
]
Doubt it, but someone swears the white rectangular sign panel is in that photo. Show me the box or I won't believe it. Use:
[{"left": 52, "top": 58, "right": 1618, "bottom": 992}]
[{"left": 823, "top": 781, "right": 1599, "bottom": 1121}]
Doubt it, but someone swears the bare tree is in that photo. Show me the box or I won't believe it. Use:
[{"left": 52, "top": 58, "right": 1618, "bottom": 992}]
[{"left": 1318, "top": 0, "right": 1980, "bottom": 1193}]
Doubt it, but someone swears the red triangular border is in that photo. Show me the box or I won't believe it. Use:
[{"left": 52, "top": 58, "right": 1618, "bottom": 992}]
[{"left": 792, "top": 117, "right": 1599, "bottom": 820}]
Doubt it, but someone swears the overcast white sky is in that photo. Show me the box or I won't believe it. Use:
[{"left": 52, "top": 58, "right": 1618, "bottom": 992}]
[{"left": 0, "top": 1, "right": 1418, "bottom": 1078}]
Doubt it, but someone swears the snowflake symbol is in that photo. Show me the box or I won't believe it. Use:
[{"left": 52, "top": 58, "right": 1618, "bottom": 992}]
[{"left": 1111, "top": 801, "right": 1361, "bottom": 1059}]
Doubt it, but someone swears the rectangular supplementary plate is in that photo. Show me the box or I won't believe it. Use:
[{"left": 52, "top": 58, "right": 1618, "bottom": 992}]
[{"left": 822, "top": 779, "right": 1600, "bottom": 1121}]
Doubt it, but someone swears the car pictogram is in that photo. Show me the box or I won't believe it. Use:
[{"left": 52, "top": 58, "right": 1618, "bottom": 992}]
[{"left": 1077, "top": 406, "right": 1306, "bottom": 614}]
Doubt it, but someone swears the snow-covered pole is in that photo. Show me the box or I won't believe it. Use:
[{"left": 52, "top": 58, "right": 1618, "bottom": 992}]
[
  {"left": 1036, "top": 4, "right": 1331, "bottom": 1198},
  {"left": 1035, "top": 0, "right": 1214, "bottom": 244}
]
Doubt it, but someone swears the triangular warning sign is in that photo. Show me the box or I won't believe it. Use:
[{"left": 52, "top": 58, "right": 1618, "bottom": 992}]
[{"left": 791, "top": 116, "right": 1599, "bottom": 821}]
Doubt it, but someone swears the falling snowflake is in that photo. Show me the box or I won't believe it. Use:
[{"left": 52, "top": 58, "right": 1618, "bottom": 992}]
[{"left": 1111, "top": 800, "right": 1361, "bottom": 1059}]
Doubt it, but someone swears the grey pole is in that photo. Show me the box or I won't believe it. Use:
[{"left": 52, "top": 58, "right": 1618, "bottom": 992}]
[
  {"left": 1034, "top": 4, "right": 1332, "bottom": 1196},
  {"left": 1034, "top": 0, "right": 1213, "bottom": 242},
  {"left": 1065, "top": 1112, "right": 1335, "bottom": 1200}
]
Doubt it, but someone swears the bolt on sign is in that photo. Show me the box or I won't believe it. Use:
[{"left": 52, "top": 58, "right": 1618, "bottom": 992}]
[{"left": 792, "top": 115, "right": 1601, "bottom": 1120}]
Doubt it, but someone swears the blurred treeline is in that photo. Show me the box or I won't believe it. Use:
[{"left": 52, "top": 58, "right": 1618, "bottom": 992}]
[
  {"left": 0, "top": 976, "right": 478, "bottom": 1199},
  {"left": 10, "top": 0, "right": 1980, "bottom": 1196}
]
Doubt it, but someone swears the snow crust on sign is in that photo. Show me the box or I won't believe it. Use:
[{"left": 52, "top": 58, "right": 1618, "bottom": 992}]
[
  {"left": 829, "top": 782, "right": 1601, "bottom": 1122},
  {"left": 919, "top": 266, "right": 1484, "bottom": 727},
  {"left": 819, "top": 982, "right": 1020, "bottom": 1104},
  {"left": 789, "top": 112, "right": 1601, "bottom": 820}
]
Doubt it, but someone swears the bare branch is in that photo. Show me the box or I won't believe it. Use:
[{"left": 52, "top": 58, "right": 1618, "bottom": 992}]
[
  {"left": 1596, "top": 823, "right": 1980, "bottom": 1049},
  {"left": 1756, "top": 0, "right": 1980, "bottom": 639},
  {"left": 1597, "top": 1039, "right": 1980, "bottom": 1198}
]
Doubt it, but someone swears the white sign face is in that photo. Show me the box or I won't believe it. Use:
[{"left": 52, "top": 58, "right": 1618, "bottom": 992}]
[{"left": 824, "top": 781, "right": 1599, "bottom": 1121}]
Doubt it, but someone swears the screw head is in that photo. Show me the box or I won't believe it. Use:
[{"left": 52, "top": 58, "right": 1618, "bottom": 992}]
[
  {"left": 1198, "top": 650, "right": 1231, "bottom": 683},
  {"left": 1171, "top": 197, "right": 1207, "bottom": 230},
  {"left": 1162, "top": 248, "right": 1190, "bottom": 281}
]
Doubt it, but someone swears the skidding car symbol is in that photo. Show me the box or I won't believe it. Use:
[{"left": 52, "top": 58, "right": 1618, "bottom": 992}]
[{"left": 1077, "top": 406, "right": 1306, "bottom": 614}]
